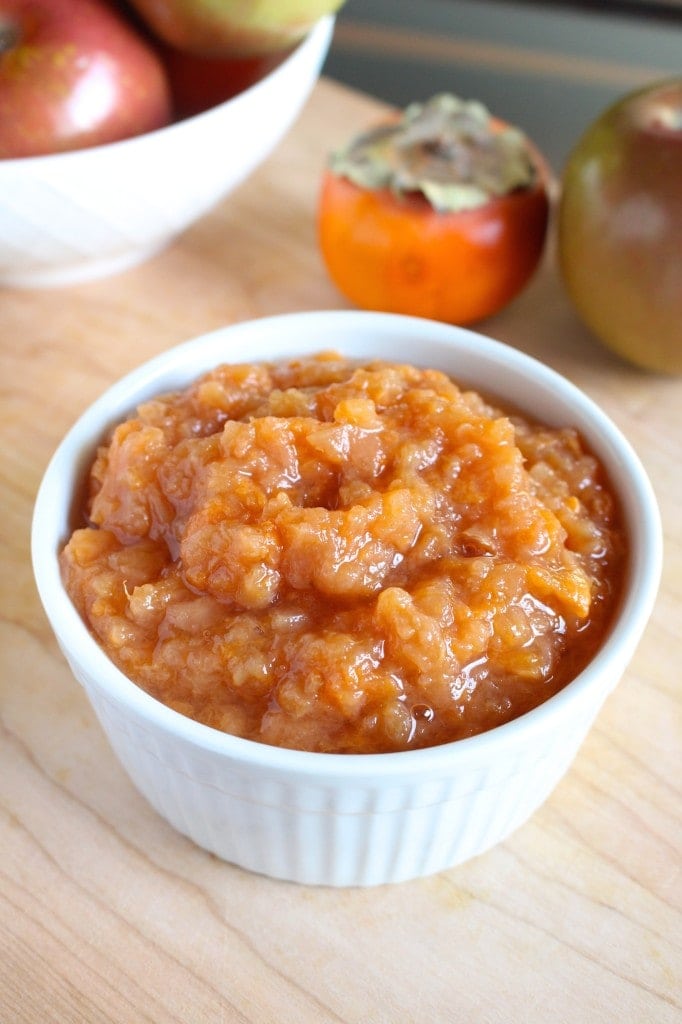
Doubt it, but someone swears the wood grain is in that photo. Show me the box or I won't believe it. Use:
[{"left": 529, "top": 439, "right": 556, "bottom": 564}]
[{"left": 0, "top": 78, "right": 679, "bottom": 1024}]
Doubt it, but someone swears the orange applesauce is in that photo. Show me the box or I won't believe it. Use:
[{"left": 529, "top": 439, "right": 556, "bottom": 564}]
[{"left": 60, "top": 353, "right": 625, "bottom": 753}]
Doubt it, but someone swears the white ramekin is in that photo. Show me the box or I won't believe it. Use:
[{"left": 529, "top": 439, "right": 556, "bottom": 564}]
[{"left": 31, "top": 312, "right": 662, "bottom": 886}]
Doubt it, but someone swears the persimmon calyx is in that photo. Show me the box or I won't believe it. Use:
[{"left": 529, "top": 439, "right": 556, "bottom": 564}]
[{"left": 328, "top": 93, "right": 538, "bottom": 213}]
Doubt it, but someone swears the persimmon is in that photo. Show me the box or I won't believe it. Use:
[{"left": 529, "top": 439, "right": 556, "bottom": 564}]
[{"left": 318, "top": 95, "right": 550, "bottom": 325}]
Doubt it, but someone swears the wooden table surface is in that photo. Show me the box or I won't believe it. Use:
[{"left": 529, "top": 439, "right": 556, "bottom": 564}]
[{"left": 1, "top": 77, "right": 680, "bottom": 1024}]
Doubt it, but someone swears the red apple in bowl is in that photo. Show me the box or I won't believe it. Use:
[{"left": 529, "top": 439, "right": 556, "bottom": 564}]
[
  {"left": 0, "top": 0, "right": 172, "bottom": 158},
  {"left": 127, "top": 0, "right": 347, "bottom": 56},
  {"left": 162, "top": 45, "right": 290, "bottom": 119}
]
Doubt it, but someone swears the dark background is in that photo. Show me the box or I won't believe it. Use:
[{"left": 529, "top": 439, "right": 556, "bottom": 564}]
[{"left": 323, "top": 0, "right": 681, "bottom": 169}]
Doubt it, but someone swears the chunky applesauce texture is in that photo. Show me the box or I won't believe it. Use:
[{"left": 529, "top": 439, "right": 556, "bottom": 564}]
[{"left": 61, "top": 354, "right": 625, "bottom": 753}]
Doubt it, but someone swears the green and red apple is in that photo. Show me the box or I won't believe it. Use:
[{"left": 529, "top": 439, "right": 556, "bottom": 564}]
[
  {"left": 0, "top": 0, "right": 172, "bottom": 158},
  {"left": 127, "top": 0, "right": 346, "bottom": 57},
  {"left": 558, "top": 78, "right": 682, "bottom": 374}
]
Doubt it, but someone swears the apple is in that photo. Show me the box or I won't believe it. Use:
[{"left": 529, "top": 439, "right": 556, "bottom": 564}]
[
  {"left": 0, "top": 0, "right": 172, "bottom": 158},
  {"left": 161, "top": 44, "right": 290, "bottom": 119},
  {"left": 558, "top": 78, "right": 682, "bottom": 374},
  {"left": 127, "top": 0, "right": 347, "bottom": 57}
]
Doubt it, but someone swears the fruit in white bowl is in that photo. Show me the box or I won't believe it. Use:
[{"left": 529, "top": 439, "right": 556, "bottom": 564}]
[
  {"left": 127, "top": 0, "right": 347, "bottom": 56},
  {"left": 0, "top": 14, "right": 334, "bottom": 287},
  {"left": 0, "top": 0, "right": 172, "bottom": 158},
  {"left": 160, "top": 43, "right": 288, "bottom": 120}
]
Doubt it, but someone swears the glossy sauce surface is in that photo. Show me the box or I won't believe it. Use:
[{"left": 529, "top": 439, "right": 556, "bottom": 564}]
[{"left": 61, "top": 354, "right": 625, "bottom": 753}]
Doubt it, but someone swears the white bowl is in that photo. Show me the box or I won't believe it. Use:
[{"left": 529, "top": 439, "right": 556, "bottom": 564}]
[
  {"left": 0, "top": 17, "right": 333, "bottom": 289},
  {"left": 32, "top": 311, "right": 662, "bottom": 886}
]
